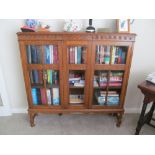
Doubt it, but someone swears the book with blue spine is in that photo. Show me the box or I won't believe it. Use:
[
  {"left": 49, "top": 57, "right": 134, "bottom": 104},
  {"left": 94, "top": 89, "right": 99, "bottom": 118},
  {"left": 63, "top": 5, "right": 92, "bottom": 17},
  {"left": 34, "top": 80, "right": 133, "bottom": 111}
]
[
  {"left": 31, "top": 45, "right": 37, "bottom": 64},
  {"left": 44, "top": 45, "right": 50, "bottom": 64},
  {"left": 52, "top": 88, "right": 59, "bottom": 105},
  {"left": 77, "top": 46, "right": 82, "bottom": 64},
  {"left": 33, "top": 70, "right": 39, "bottom": 83},
  {"left": 31, "top": 88, "right": 38, "bottom": 105}
]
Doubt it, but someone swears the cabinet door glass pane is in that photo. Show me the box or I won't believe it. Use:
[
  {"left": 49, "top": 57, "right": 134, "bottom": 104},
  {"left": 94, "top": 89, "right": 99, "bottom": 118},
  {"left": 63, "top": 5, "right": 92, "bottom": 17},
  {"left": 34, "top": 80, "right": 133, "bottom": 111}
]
[
  {"left": 26, "top": 45, "right": 42, "bottom": 64},
  {"left": 68, "top": 46, "right": 86, "bottom": 64},
  {"left": 95, "top": 45, "right": 128, "bottom": 64},
  {"left": 44, "top": 45, "right": 59, "bottom": 64},
  {"left": 93, "top": 70, "right": 124, "bottom": 106},
  {"left": 69, "top": 70, "right": 85, "bottom": 105},
  {"left": 30, "top": 69, "right": 60, "bottom": 106},
  {"left": 45, "top": 69, "right": 60, "bottom": 105}
]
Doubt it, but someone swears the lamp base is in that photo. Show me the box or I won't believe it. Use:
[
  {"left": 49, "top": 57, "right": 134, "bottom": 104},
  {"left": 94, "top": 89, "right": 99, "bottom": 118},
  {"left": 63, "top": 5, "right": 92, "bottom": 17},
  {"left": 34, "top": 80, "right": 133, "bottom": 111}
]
[{"left": 86, "top": 26, "right": 95, "bottom": 32}]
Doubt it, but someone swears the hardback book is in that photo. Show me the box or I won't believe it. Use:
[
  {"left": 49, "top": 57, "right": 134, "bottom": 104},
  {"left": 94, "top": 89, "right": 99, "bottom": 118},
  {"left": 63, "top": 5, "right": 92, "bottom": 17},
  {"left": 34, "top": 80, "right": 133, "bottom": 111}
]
[
  {"left": 53, "top": 46, "right": 58, "bottom": 64},
  {"left": 70, "top": 94, "right": 84, "bottom": 104},
  {"left": 46, "top": 89, "right": 52, "bottom": 105},
  {"left": 26, "top": 45, "right": 32, "bottom": 64},
  {"left": 31, "top": 88, "right": 38, "bottom": 105},
  {"left": 47, "top": 70, "right": 52, "bottom": 84},
  {"left": 75, "top": 46, "right": 78, "bottom": 64},
  {"left": 77, "top": 46, "right": 82, "bottom": 64},
  {"left": 96, "top": 45, "right": 100, "bottom": 63},
  {"left": 52, "top": 88, "right": 59, "bottom": 105},
  {"left": 36, "top": 46, "right": 42, "bottom": 64},
  {"left": 31, "top": 45, "right": 37, "bottom": 64},
  {"left": 33, "top": 70, "right": 39, "bottom": 84},
  {"left": 100, "top": 46, "right": 104, "bottom": 64},
  {"left": 49, "top": 45, "right": 54, "bottom": 64},
  {"left": 36, "top": 88, "right": 41, "bottom": 104},
  {"left": 40, "top": 88, "right": 47, "bottom": 104},
  {"left": 81, "top": 47, "right": 86, "bottom": 63}
]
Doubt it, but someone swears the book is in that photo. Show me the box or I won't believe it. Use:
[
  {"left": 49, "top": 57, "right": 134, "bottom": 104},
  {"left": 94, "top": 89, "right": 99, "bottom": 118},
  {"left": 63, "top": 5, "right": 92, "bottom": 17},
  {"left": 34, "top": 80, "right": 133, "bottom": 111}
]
[
  {"left": 52, "top": 88, "right": 59, "bottom": 105},
  {"left": 53, "top": 71, "right": 58, "bottom": 85},
  {"left": 47, "top": 70, "right": 52, "bottom": 84},
  {"left": 36, "top": 88, "right": 41, "bottom": 104},
  {"left": 49, "top": 45, "right": 53, "bottom": 64},
  {"left": 70, "top": 94, "right": 84, "bottom": 104},
  {"left": 26, "top": 45, "right": 32, "bottom": 64},
  {"left": 81, "top": 47, "right": 86, "bottom": 63},
  {"left": 36, "top": 46, "right": 42, "bottom": 64},
  {"left": 96, "top": 45, "right": 100, "bottom": 63},
  {"left": 100, "top": 46, "right": 104, "bottom": 64},
  {"left": 31, "top": 45, "right": 37, "bottom": 64},
  {"left": 46, "top": 89, "right": 52, "bottom": 105},
  {"left": 77, "top": 46, "right": 82, "bottom": 64},
  {"left": 31, "top": 88, "right": 38, "bottom": 105},
  {"left": 38, "top": 70, "right": 43, "bottom": 84},
  {"left": 53, "top": 46, "right": 58, "bottom": 64},
  {"left": 33, "top": 70, "right": 39, "bottom": 84},
  {"left": 40, "top": 88, "right": 47, "bottom": 104},
  {"left": 75, "top": 46, "right": 78, "bottom": 64}
]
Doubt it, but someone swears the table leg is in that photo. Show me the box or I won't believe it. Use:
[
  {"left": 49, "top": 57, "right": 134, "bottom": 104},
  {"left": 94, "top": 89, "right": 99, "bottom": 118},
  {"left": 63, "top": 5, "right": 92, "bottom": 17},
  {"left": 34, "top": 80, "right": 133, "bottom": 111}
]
[{"left": 135, "top": 101, "right": 148, "bottom": 135}]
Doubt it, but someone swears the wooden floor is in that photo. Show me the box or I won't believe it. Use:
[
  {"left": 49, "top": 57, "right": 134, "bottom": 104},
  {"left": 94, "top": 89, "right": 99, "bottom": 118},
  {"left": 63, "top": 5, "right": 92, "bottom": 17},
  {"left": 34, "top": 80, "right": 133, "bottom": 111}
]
[{"left": 0, "top": 114, "right": 154, "bottom": 135}]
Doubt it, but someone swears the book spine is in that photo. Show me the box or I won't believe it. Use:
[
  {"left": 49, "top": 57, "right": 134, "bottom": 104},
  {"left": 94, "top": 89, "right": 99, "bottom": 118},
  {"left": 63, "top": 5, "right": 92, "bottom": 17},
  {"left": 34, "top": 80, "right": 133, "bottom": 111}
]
[
  {"left": 72, "top": 47, "right": 75, "bottom": 64},
  {"left": 53, "top": 46, "right": 58, "bottom": 64},
  {"left": 54, "top": 71, "right": 58, "bottom": 85},
  {"left": 75, "top": 46, "right": 77, "bottom": 64},
  {"left": 46, "top": 89, "right": 52, "bottom": 105},
  {"left": 96, "top": 45, "right": 100, "bottom": 64},
  {"left": 31, "top": 88, "right": 38, "bottom": 105},
  {"left": 36, "top": 46, "right": 42, "bottom": 64},
  {"left": 122, "top": 50, "right": 126, "bottom": 64},
  {"left": 30, "top": 71, "right": 34, "bottom": 84},
  {"left": 50, "top": 70, "right": 53, "bottom": 84},
  {"left": 69, "top": 47, "right": 72, "bottom": 63},
  {"left": 38, "top": 70, "right": 43, "bottom": 84},
  {"left": 26, "top": 45, "right": 31, "bottom": 64},
  {"left": 52, "top": 88, "right": 59, "bottom": 105},
  {"left": 31, "top": 45, "right": 37, "bottom": 64},
  {"left": 46, "top": 45, "right": 50, "bottom": 64},
  {"left": 77, "top": 46, "right": 82, "bottom": 64},
  {"left": 50, "top": 45, "right": 54, "bottom": 64},
  {"left": 33, "top": 70, "right": 39, "bottom": 83},
  {"left": 40, "top": 88, "right": 46, "bottom": 104},
  {"left": 82, "top": 47, "right": 86, "bottom": 63},
  {"left": 36, "top": 88, "right": 41, "bottom": 104}
]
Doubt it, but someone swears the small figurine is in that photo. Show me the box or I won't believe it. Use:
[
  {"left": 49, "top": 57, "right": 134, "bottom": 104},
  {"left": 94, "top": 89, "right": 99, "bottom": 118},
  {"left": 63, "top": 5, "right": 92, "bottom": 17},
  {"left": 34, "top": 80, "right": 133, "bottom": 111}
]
[
  {"left": 38, "top": 22, "right": 50, "bottom": 32},
  {"left": 64, "top": 20, "right": 81, "bottom": 32},
  {"left": 21, "top": 19, "right": 38, "bottom": 32}
]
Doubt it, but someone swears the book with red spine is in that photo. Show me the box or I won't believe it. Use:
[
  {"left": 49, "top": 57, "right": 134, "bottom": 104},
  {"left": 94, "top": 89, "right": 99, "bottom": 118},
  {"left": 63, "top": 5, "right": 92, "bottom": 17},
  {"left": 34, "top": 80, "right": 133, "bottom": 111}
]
[
  {"left": 40, "top": 88, "right": 47, "bottom": 104},
  {"left": 53, "top": 46, "right": 58, "bottom": 64},
  {"left": 72, "top": 47, "right": 75, "bottom": 64}
]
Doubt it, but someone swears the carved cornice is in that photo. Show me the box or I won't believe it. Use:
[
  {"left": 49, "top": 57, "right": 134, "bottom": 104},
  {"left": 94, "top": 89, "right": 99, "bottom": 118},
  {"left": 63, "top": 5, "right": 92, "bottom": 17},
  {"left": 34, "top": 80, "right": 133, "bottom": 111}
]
[
  {"left": 93, "top": 34, "right": 136, "bottom": 42},
  {"left": 17, "top": 32, "right": 136, "bottom": 42}
]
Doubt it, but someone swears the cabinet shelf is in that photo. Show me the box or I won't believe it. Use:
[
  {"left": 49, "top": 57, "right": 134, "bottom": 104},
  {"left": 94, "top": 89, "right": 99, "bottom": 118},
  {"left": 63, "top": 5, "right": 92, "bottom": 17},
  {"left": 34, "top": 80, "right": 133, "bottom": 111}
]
[{"left": 94, "top": 64, "right": 126, "bottom": 70}]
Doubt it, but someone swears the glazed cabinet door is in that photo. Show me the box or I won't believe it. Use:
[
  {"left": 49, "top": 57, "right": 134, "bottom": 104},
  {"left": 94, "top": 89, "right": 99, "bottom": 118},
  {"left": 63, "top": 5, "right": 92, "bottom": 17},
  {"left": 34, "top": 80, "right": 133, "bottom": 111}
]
[
  {"left": 63, "top": 41, "right": 92, "bottom": 109},
  {"left": 89, "top": 41, "right": 133, "bottom": 109},
  {"left": 19, "top": 41, "right": 63, "bottom": 109}
]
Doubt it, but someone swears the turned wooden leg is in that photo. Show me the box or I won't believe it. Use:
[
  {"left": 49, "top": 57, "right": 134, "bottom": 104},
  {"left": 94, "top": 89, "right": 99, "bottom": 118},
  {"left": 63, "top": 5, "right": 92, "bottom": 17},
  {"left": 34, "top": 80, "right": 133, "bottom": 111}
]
[
  {"left": 147, "top": 102, "right": 155, "bottom": 124},
  {"left": 116, "top": 113, "right": 123, "bottom": 127},
  {"left": 29, "top": 112, "right": 37, "bottom": 127}
]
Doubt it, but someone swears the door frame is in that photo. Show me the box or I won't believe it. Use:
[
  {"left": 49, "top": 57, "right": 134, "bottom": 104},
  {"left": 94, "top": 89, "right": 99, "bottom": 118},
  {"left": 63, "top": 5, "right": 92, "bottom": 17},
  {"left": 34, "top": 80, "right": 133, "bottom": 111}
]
[{"left": 0, "top": 65, "right": 12, "bottom": 116}]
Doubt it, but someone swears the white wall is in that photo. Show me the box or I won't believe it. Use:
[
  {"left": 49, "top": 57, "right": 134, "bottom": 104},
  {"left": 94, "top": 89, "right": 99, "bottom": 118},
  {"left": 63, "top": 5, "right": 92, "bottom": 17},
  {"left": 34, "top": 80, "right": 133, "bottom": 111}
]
[{"left": 0, "top": 19, "right": 155, "bottom": 113}]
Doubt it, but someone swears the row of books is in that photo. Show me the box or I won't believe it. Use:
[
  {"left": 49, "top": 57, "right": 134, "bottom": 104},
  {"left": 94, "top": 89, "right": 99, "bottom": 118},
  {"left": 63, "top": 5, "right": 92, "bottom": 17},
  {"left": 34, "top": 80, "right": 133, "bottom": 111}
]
[
  {"left": 31, "top": 88, "right": 59, "bottom": 105},
  {"left": 96, "top": 45, "right": 126, "bottom": 64},
  {"left": 68, "top": 46, "right": 86, "bottom": 64},
  {"left": 26, "top": 45, "right": 58, "bottom": 64},
  {"left": 95, "top": 91, "right": 119, "bottom": 105},
  {"left": 44, "top": 45, "right": 58, "bottom": 64},
  {"left": 26, "top": 45, "right": 42, "bottom": 64},
  {"left": 94, "top": 72, "right": 123, "bottom": 87},
  {"left": 69, "top": 72, "right": 85, "bottom": 87},
  {"left": 30, "top": 70, "right": 59, "bottom": 85},
  {"left": 70, "top": 94, "right": 84, "bottom": 104}
]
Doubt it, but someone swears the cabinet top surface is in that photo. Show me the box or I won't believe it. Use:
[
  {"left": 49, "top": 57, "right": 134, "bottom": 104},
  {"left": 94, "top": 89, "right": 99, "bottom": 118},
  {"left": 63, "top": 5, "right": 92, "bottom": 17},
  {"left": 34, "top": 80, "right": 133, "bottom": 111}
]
[{"left": 17, "top": 31, "right": 136, "bottom": 36}]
